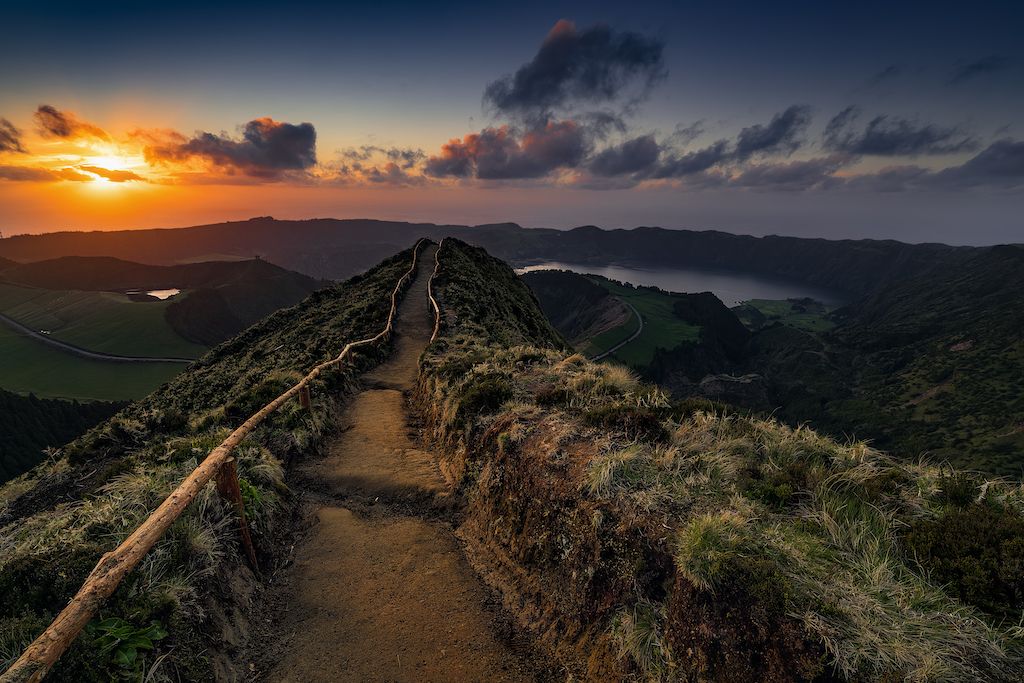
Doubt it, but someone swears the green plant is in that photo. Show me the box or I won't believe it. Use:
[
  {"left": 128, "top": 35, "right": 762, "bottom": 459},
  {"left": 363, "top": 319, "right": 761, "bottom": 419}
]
[{"left": 86, "top": 617, "right": 167, "bottom": 674}]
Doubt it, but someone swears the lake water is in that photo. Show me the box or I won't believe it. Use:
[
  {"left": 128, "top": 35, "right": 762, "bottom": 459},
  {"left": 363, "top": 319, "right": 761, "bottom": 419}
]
[
  {"left": 145, "top": 288, "right": 181, "bottom": 300},
  {"left": 517, "top": 262, "right": 846, "bottom": 306}
]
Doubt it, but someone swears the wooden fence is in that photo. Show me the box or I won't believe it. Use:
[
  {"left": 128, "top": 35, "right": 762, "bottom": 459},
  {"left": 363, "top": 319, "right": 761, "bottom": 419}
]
[{"left": 1, "top": 239, "right": 433, "bottom": 682}]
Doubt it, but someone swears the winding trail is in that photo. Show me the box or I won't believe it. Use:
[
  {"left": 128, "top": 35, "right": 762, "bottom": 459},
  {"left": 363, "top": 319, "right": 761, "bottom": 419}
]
[
  {"left": 255, "top": 244, "right": 538, "bottom": 682},
  {"left": 590, "top": 300, "right": 643, "bottom": 362},
  {"left": 0, "top": 311, "right": 194, "bottom": 363}
]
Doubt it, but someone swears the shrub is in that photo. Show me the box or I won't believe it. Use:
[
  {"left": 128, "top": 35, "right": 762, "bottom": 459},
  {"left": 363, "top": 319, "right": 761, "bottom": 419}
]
[{"left": 903, "top": 502, "right": 1024, "bottom": 618}]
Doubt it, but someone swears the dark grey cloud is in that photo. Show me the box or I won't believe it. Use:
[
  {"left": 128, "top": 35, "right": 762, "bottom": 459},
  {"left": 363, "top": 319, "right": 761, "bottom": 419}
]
[
  {"left": 33, "top": 105, "right": 110, "bottom": 141},
  {"left": 843, "top": 165, "right": 931, "bottom": 193},
  {"left": 867, "top": 64, "right": 901, "bottom": 87},
  {"left": 588, "top": 134, "right": 660, "bottom": 176},
  {"left": 579, "top": 110, "right": 628, "bottom": 139},
  {"left": 0, "top": 119, "right": 25, "bottom": 153},
  {"left": 425, "top": 120, "right": 587, "bottom": 180},
  {"left": 340, "top": 145, "right": 425, "bottom": 169},
  {"left": 0, "top": 165, "right": 92, "bottom": 182},
  {"left": 669, "top": 120, "right": 704, "bottom": 146},
  {"left": 824, "top": 106, "right": 977, "bottom": 156},
  {"left": 483, "top": 19, "right": 665, "bottom": 120},
  {"left": 651, "top": 140, "right": 729, "bottom": 178},
  {"left": 948, "top": 55, "right": 1011, "bottom": 84},
  {"left": 733, "top": 105, "right": 811, "bottom": 160},
  {"left": 931, "top": 138, "right": 1024, "bottom": 188},
  {"left": 731, "top": 155, "right": 850, "bottom": 192},
  {"left": 146, "top": 117, "right": 316, "bottom": 179}
]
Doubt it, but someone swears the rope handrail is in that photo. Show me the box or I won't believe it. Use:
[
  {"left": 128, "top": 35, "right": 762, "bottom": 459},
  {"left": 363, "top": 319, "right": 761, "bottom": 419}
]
[
  {"left": 427, "top": 237, "right": 445, "bottom": 343},
  {"left": 2, "top": 239, "right": 432, "bottom": 683}
]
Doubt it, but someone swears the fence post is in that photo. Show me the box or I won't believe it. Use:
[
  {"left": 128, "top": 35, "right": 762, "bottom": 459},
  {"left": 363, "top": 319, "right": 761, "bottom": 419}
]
[
  {"left": 215, "top": 458, "right": 259, "bottom": 572},
  {"left": 298, "top": 384, "right": 311, "bottom": 410}
]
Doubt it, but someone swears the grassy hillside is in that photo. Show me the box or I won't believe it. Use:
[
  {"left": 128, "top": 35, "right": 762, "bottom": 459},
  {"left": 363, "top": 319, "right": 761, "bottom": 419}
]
[
  {"left": 0, "top": 257, "right": 324, "bottom": 402},
  {"left": 521, "top": 269, "right": 632, "bottom": 351},
  {"left": 0, "top": 390, "right": 122, "bottom": 482},
  {"left": 0, "top": 244, "right": 423, "bottom": 681},
  {"left": 420, "top": 240, "right": 1024, "bottom": 681},
  {"left": 733, "top": 298, "right": 836, "bottom": 333},
  {"left": 0, "top": 283, "right": 207, "bottom": 359},
  {"left": 0, "top": 324, "right": 185, "bottom": 401}
]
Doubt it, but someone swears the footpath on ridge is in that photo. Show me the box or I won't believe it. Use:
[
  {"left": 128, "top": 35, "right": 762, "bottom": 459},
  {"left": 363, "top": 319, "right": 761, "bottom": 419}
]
[{"left": 252, "top": 244, "right": 540, "bottom": 682}]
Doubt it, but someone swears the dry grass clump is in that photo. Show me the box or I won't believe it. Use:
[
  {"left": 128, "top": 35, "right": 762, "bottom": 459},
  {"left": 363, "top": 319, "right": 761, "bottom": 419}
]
[{"left": 422, "top": 333, "right": 1024, "bottom": 681}]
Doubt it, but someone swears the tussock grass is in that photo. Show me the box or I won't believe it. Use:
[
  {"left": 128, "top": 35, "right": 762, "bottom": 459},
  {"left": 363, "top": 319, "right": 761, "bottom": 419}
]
[{"left": 421, "top": 300, "right": 1024, "bottom": 680}]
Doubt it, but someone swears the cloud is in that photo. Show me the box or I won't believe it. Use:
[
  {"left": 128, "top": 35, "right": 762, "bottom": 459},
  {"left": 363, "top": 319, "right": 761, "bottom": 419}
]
[
  {"left": 930, "top": 138, "right": 1024, "bottom": 188},
  {"left": 340, "top": 145, "right": 425, "bottom": 169},
  {"left": 948, "top": 55, "right": 1011, "bottom": 84},
  {"left": 867, "top": 64, "right": 901, "bottom": 86},
  {"left": 425, "top": 120, "right": 587, "bottom": 180},
  {"left": 34, "top": 105, "right": 110, "bottom": 141},
  {"left": 0, "top": 165, "right": 93, "bottom": 182},
  {"left": 650, "top": 140, "right": 730, "bottom": 178},
  {"left": 78, "top": 165, "right": 145, "bottom": 182},
  {"left": 731, "top": 155, "right": 850, "bottom": 192},
  {"left": 145, "top": 117, "right": 316, "bottom": 179},
  {"left": 733, "top": 105, "right": 811, "bottom": 160},
  {"left": 843, "top": 165, "right": 931, "bottom": 192},
  {"left": 839, "top": 140, "right": 1024, "bottom": 192},
  {"left": 0, "top": 119, "right": 26, "bottom": 153},
  {"left": 668, "top": 120, "right": 705, "bottom": 146},
  {"left": 588, "top": 134, "right": 660, "bottom": 176},
  {"left": 483, "top": 19, "right": 665, "bottom": 120},
  {"left": 823, "top": 106, "right": 977, "bottom": 156}
]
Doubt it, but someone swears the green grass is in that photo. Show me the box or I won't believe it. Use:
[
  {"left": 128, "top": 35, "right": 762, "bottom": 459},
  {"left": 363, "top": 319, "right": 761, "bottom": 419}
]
[
  {"left": 580, "top": 315, "right": 638, "bottom": 356},
  {"left": 587, "top": 279, "right": 700, "bottom": 366},
  {"left": 733, "top": 298, "right": 835, "bottom": 333},
  {"left": 0, "top": 325, "right": 184, "bottom": 401},
  {"left": 0, "top": 283, "right": 207, "bottom": 359}
]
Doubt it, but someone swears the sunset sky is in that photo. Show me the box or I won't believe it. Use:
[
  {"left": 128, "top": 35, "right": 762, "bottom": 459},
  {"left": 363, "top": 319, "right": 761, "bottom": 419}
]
[{"left": 1, "top": 0, "right": 1021, "bottom": 244}]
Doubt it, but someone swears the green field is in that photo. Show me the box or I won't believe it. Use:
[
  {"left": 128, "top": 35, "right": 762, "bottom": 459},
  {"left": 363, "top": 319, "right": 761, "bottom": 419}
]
[
  {"left": 587, "top": 279, "right": 700, "bottom": 366},
  {"left": 0, "top": 324, "right": 185, "bottom": 401},
  {"left": 0, "top": 283, "right": 207, "bottom": 359},
  {"left": 733, "top": 298, "right": 835, "bottom": 332}
]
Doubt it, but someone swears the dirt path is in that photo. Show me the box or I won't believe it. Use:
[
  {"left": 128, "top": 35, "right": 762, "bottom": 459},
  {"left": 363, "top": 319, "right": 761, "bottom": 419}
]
[{"left": 257, "top": 245, "right": 539, "bottom": 682}]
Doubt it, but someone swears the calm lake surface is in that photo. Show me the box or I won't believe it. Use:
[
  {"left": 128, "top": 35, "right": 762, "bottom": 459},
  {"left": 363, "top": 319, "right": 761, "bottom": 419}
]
[
  {"left": 517, "top": 262, "right": 846, "bottom": 306},
  {"left": 145, "top": 288, "right": 181, "bottom": 300}
]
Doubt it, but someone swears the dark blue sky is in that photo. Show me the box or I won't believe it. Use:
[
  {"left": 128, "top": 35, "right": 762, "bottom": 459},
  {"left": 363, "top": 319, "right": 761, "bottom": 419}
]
[{"left": 0, "top": 0, "right": 1021, "bottom": 243}]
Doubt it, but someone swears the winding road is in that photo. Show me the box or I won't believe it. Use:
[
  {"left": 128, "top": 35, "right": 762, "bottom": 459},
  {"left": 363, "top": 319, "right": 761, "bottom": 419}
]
[
  {"left": 0, "top": 312, "right": 194, "bottom": 364},
  {"left": 590, "top": 300, "right": 643, "bottom": 362}
]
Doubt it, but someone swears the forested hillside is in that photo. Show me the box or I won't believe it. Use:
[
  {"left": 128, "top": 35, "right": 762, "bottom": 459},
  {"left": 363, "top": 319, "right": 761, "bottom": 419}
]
[{"left": 0, "top": 390, "right": 122, "bottom": 481}]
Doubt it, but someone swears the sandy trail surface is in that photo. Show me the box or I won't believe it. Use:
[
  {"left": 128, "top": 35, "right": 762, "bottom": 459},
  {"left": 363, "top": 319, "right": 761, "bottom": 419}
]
[{"left": 258, "top": 245, "right": 538, "bottom": 682}]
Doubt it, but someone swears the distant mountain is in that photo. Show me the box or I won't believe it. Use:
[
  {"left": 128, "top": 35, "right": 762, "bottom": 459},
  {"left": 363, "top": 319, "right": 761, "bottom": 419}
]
[{"left": 0, "top": 217, "right": 978, "bottom": 295}]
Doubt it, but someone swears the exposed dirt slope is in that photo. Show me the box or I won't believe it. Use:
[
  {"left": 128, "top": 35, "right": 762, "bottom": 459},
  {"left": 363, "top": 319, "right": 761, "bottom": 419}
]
[{"left": 255, "top": 244, "right": 538, "bottom": 682}]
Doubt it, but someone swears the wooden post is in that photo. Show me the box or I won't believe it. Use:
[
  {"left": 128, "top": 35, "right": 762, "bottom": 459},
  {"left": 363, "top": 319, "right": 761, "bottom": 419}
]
[
  {"left": 298, "top": 384, "right": 311, "bottom": 410},
  {"left": 215, "top": 458, "right": 259, "bottom": 572}
]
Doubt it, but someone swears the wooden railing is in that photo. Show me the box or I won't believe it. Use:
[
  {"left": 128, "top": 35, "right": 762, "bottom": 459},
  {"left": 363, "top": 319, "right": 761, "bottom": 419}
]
[
  {"left": 428, "top": 237, "right": 445, "bottom": 343},
  {"left": 1, "top": 239, "right": 432, "bottom": 683}
]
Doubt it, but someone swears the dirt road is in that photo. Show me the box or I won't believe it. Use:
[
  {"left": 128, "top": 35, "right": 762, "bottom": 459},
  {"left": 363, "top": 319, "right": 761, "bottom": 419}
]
[{"left": 256, "top": 244, "right": 539, "bottom": 682}]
